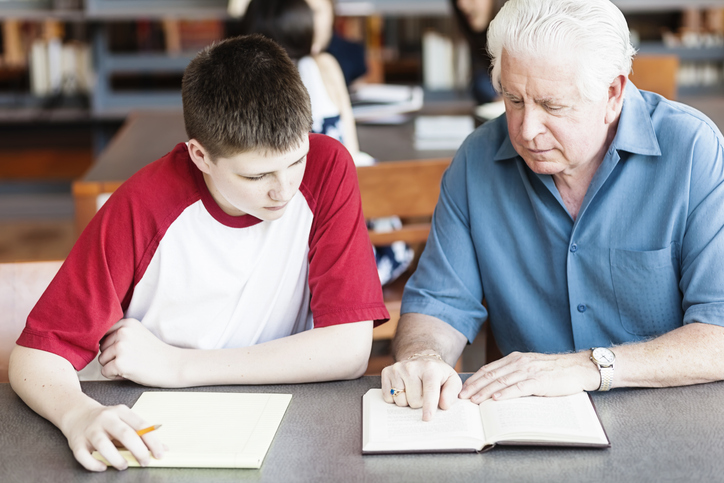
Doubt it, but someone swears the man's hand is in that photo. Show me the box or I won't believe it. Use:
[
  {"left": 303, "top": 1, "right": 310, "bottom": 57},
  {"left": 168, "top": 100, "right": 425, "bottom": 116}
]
[
  {"left": 460, "top": 351, "right": 600, "bottom": 403},
  {"left": 98, "top": 319, "right": 184, "bottom": 387},
  {"left": 62, "top": 400, "right": 166, "bottom": 471},
  {"left": 380, "top": 354, "right": 463, "bottom": 421}
]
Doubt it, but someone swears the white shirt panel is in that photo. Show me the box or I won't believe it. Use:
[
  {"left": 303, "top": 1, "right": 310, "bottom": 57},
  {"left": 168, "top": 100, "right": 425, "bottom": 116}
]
[{"left": 125, "top": 192, "right": 314, "bottom": 350}]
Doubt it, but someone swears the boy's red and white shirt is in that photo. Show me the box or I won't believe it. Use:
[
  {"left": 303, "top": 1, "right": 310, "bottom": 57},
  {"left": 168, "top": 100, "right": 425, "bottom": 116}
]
[{"left": 18, "top": 134, "right": 388, "bottom": 370}]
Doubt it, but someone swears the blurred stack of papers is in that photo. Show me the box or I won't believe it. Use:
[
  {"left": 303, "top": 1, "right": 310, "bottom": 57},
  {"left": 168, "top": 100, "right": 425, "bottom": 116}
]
[
  {"left": 474, "top": 101, "right": 506, "bottom": 122},
  {"left": 351, "top": 84, "right": 424, "bottom": 124},
  {"left": 414, "top": 116, "right": 475, "bottom": 151}
]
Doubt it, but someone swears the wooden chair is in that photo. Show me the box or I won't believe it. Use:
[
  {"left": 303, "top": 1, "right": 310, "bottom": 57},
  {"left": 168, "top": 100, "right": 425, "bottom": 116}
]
[
  {"left": 0, "top": 260, "right": 63, "bottom": 382},
  {"left": 356, "top": 158, "right": 452, "bottom": 373},
  {"left": 629, "top": 54, "right": 680, "bottom": 101}
]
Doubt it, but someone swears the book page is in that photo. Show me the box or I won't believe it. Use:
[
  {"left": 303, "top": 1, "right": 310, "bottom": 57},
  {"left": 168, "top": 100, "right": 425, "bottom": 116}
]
[
  {"left": 362, "top": 389, "right": 485, "bottom": 453},
  {"left": 93, "top": 391, "right": 292, "bottom": 468},
  {"left": 478, "top": 392, "right": 608, "bottom": 446}
]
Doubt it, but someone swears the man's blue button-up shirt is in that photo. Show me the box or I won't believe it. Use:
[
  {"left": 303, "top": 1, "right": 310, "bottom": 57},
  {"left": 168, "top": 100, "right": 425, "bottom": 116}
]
[{"left": 402, "top": 83, "right": 724, "bottom": 355}]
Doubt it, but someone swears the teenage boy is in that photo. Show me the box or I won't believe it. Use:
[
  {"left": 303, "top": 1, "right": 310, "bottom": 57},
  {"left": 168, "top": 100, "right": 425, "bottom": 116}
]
[{"left": 9, "top": 34, "right": 388, "bottom": 472}]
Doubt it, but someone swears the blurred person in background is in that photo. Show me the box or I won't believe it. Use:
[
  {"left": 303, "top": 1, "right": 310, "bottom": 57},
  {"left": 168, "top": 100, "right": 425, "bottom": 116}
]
[
  {"left": 450, "top": 0, "right": 506, "bottom": 104},
  {"left": 241, "top": 0, "right": 360, "bottom": 156}
]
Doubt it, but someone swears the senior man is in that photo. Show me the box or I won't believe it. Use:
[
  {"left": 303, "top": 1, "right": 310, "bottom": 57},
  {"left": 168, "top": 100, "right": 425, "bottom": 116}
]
[{"left": 382, "top": 0, "right": 724, "bottom": 420}]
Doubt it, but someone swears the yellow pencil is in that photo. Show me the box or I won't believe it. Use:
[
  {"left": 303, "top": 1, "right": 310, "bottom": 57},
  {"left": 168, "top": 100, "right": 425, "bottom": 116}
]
[
  {"left": 136, "top": 424, "right": 162, "bottom": 437},
  {"left": 112, "top": 425, "right": 162, "bottom": 448}
]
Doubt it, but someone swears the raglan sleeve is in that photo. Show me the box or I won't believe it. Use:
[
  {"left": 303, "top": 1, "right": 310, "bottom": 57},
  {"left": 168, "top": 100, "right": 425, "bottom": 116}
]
[
  {"left": 16, "top": 184, "right": 147, "bottom": 370},
  {"left": 305, "top": 135, "right": 389, "bottom": 328}
]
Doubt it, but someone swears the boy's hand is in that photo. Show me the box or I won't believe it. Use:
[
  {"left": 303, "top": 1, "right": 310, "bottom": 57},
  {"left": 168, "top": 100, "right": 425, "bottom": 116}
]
[
  {"left": 99, "top": 319, "right": 184, "bottom": 387},
  {"left": 63, "top": 400, "right": 166, "bottom": 471}
]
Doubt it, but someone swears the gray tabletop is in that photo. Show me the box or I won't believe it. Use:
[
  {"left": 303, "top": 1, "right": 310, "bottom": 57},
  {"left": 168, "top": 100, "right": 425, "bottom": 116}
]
[{"left": 2, "top": 377, "right": 724, "bottom": 482}]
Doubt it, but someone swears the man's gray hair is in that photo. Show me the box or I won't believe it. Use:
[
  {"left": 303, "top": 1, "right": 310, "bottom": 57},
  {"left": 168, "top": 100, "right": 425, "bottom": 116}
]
[{"left": 487, "top": 0, "right": 636, "bottom": 102}]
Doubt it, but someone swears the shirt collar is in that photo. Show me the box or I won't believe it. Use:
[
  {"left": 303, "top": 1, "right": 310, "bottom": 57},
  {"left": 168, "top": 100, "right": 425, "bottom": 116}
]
[
  {"left": 610, "top": 81, "right": 661, "bottom": 156},
  {"left": 493, "top": 122, "right": 519, "bottom": 162},
  {"left": 492, "top": 81, "right": 662, "bottom": 162}
]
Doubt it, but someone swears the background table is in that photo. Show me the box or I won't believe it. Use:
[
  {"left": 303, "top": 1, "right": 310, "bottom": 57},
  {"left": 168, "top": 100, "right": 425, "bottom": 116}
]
[{"left": 2, "top": 376, "right": 724, "bottom": 482}]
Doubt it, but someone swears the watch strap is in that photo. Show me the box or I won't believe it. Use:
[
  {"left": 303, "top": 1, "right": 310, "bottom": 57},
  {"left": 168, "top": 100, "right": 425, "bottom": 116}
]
[{"left": 598, "top": 365, "right": 614, "bottom": 391}]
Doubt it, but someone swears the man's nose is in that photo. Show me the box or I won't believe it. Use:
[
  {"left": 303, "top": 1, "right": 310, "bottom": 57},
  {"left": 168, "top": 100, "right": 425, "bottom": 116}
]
[{"left": 520, "top": 106, "right": 547, "bottom": 141}]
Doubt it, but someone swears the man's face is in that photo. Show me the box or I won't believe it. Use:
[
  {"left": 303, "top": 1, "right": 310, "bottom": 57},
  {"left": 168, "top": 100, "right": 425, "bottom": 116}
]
[
  {"left": 196, "top": 136, "right": 309, "bottom": 221},
  {"left": 500, "top": 51, "right": 614, "bottom": 178}
]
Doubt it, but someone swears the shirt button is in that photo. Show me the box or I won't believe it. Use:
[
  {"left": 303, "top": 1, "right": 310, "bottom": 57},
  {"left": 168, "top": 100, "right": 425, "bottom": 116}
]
[
  {"left": 577, "top": 304, "right": 587, "bottom": 313},
  {"left": 570, "top": 243, "right": 578, "bottom": 253}
]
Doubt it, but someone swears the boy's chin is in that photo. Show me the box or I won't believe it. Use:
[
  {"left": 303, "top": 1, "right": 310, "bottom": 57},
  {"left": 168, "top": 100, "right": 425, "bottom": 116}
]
[{"left": 254, "top": 207, "right": 288, "bottom": 221}]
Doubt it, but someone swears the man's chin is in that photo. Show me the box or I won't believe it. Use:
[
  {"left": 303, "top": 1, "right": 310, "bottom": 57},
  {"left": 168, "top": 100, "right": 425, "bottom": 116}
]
[{"left": 523, "top": 158, "right": 566, "bottom": 176}]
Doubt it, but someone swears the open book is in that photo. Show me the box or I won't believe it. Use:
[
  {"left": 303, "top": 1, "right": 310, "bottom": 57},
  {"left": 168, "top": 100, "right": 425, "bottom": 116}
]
[
  {"left": 93, "top": 391, "right": 291, "bottom": 468},
  {"left": 362, "top": 389, "right": 609, "bottom": 453}
]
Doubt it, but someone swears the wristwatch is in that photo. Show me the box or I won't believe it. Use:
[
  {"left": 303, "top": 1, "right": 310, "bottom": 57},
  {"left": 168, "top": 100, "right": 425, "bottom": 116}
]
[{"left": 590, "top": 347, "right": 616, "bottom": 391}]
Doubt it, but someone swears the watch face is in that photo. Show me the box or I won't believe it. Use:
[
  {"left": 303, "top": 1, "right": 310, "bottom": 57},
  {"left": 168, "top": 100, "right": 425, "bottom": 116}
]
[{"left": 592, "top": 347, "right": 615, "bottom": 365}]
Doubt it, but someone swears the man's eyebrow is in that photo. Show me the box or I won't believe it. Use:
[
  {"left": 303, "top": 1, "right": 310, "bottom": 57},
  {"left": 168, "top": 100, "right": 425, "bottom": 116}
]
[
  {"left": 500, "top": 86, "right": 563, "bottom": 104},
  {"left": 500, "top": 86, "right": 518, "bottom": 99}
]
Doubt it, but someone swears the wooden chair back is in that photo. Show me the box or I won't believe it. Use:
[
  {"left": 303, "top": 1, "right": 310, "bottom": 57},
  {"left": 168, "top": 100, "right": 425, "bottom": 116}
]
[
  {"left": 0, "top": 260, "right": 63, "bottom": 382},
  {"left": 357, "top": 158, "right": 451, "bottom": 246},
  {"left": 629, "top": 55, "right": 680, "bottom": 101},
  {"left": 356, "top": 158, "right": 452, "bottom": 373}
]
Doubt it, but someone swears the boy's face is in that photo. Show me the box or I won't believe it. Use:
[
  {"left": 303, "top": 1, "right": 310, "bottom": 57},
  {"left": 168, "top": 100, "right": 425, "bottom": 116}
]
[{"left": 188, "top": 136, "right": 309, "bottom": 221}]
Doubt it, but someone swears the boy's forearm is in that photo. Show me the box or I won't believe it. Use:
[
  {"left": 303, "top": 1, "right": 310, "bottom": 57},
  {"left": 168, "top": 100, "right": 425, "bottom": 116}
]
[
  {"left": 175, "top": 320, "right": 373, "bottom": 387},
  {"left": 9, "top": 345, "right": 100, "bottom": 434}
]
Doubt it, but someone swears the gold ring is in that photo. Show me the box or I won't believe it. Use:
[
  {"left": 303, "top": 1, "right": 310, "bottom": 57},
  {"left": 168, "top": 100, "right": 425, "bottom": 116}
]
[{"left": 390, "top": 388, "right": 405, "bottom": 397}]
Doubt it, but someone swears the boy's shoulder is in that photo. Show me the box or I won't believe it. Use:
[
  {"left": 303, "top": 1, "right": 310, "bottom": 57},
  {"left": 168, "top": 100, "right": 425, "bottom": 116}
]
[
  {"left": 302, "top": 133, "right": 357, "bottom": 190},
  {"left": 111, "top": 143, "right": 201, "bottom": 208}
]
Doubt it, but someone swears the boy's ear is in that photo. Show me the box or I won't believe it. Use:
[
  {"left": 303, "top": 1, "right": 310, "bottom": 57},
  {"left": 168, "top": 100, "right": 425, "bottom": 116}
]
[{"left": 187, "top": 139, "right": 213, "bottom": 174}]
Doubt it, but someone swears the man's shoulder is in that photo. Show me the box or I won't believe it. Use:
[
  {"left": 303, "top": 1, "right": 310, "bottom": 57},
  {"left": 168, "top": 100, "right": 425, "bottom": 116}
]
[
  {"left": 460, "top": 114, "right": 512, "bottom": 160},
  {"left": 447, "top": 115, "right": 515, "bottom": 182},
  {"left": 641, "top": 90, "right": 723, "bottom": 146}
]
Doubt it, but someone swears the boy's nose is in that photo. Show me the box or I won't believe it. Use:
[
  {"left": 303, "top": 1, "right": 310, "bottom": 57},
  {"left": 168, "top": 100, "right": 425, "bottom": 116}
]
[{"left": 269, "top": 175, "right": 294, "bottom": 202}]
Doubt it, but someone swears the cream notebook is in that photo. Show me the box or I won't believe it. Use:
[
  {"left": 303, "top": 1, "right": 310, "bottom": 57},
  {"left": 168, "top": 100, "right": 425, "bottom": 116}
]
[{"left": 93, "top": 391, "right": 292, "bottom": 468}]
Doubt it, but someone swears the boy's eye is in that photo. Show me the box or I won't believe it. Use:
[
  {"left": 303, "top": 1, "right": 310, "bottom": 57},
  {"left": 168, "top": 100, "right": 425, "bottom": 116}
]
[{"left": 242, "top": 174, "right": 266, "bottom": 181}]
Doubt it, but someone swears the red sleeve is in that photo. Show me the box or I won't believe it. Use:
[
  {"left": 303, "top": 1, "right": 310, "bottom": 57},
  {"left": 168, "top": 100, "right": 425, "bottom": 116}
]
[
  {"left": 302, "top": 134, "right": 390, "bottom": 328},
  {"left": 16, "top": 144, "right": 198, "bottom": 369}
]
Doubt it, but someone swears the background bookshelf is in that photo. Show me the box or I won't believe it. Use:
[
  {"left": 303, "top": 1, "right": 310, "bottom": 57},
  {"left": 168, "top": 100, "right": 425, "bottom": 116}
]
[
  {"left": 1, "top": 0, "right": 723, "bottom": 118},
  {"left": 0, "top": 0, "right": 723, "bottom": 233}
]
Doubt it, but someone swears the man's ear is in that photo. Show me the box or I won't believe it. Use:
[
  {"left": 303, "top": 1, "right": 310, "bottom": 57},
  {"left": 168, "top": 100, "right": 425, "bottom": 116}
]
[
  {"left": 605, "top": 74, "right": 627, "bottom": 125},
  {"left": 187, "top": 139, "right": 213, "bottom": 174}
]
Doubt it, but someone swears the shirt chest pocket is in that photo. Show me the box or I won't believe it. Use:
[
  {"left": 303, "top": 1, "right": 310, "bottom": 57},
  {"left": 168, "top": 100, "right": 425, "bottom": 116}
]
[{"left": 610, "top": 244, "right": 683, "bottom": 337}]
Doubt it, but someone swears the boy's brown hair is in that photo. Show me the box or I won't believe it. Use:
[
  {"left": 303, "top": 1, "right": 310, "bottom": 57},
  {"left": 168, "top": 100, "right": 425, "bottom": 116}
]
[{"left": 182, "top": 34, "right": 312, "bottom": 160}]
